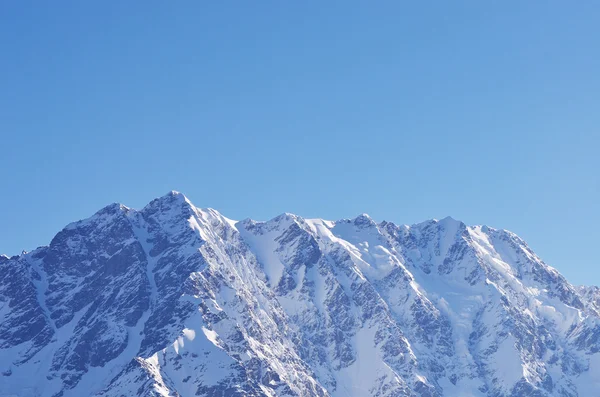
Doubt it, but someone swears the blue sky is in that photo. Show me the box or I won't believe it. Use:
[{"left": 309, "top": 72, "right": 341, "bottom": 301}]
[{"left": 1, "top": 2, "right": 598, "bottom": 285}]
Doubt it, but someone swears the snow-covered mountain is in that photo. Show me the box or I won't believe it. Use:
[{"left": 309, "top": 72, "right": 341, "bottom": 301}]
[{"left": 2, "top": 191, "right": 599, "bottom": 397}]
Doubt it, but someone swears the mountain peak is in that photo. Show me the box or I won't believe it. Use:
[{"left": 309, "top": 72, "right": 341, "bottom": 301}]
[
  {"left": 94, "top": 202, "right": 129, "bottom": 216},
  {"left": 272, "top": 212, "right": 300, "bottom": 223},
  {"left": 437, "top": 215, "right": 466, "bottom": 230},
  {"left": 143, "top": 190, "right": 195, "bottom": 213},
  {"left": 350, "top": 213, "right": 377, "bottom": 228},
  {"left": 439, "top": 215, "right": 457, "bottom": 223},
  {"left": 158, "top": 190, "right": 190, "bottom": 204}
]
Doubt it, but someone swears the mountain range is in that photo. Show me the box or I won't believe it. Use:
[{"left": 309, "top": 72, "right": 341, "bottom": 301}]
[{"left": 2, "top": 191, "right": 599, "bottom": 397}]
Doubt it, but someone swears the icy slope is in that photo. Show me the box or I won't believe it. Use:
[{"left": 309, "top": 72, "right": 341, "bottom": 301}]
[{"left": 1, "top": 191, "right": 599, "bottom": 397}]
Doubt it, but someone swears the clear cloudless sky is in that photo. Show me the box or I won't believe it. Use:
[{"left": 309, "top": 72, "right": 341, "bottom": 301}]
[{"left": 1, "top": 1, "right": 598, "bottom": 285}]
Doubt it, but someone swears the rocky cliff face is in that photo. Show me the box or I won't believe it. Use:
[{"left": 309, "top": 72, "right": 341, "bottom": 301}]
[{"left": 1, "top": 191, "right": 599, "bottom": 397}]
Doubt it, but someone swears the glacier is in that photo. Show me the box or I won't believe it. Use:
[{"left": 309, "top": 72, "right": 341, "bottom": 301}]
[{"left": 1, "top": 191, "right": 599, "bottom": 397}]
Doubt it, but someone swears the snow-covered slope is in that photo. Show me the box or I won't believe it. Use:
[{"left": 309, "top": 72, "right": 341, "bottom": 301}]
[{"left": 1, "top": 191, "right": 599, "bottom": 397}]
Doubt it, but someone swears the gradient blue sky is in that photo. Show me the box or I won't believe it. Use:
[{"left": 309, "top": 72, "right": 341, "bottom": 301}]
[{"left": 1, "top": 2, "right": 598, "bottom": 285}]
